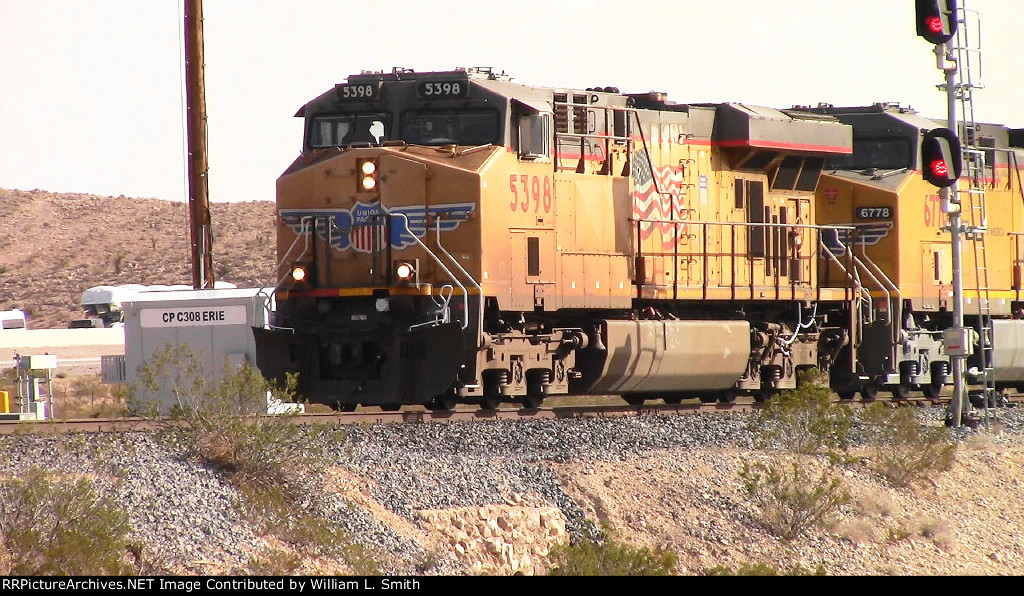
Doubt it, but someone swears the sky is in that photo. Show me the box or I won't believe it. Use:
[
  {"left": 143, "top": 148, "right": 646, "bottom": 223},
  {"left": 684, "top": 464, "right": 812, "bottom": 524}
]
[{"left": 1, "top": 0, "right": 1021, "bottom": 204}]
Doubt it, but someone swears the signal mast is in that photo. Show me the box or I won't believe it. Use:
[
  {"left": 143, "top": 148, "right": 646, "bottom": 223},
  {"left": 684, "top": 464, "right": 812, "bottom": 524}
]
[{"left": 916, "top": 0, "right": 971, "bottom": 427}]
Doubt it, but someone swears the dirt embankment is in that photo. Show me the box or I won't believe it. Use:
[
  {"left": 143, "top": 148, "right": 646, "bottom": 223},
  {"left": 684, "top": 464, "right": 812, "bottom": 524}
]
[{"left": 0, "top": 188, "right": 277, "bottom": 330}]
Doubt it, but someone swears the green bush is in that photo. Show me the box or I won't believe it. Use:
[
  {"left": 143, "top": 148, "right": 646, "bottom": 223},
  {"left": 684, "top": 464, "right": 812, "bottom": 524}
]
[
  {"left": 133, "top": 345, "right": 370, "bottom": 572},
  {"left": 859, "top": 403, "right": 957, "bottom": 487},
  {"left": 547, "top": 524, "right": 677, "bottom": 576},
  {"left": 739, "top": 458, "right": 851, "bottom": 541},
  {"left": 132, "top": 344, "right": 309, "bottom": 494},
  {"left": 0, "top": 467, "right": 137, "bottom": 575},
  {"left": 237, "top": 483, "right": 381, "bottom": 576},
  {"left": 749, "top": 368, "right": 854, "bottom": 456}
]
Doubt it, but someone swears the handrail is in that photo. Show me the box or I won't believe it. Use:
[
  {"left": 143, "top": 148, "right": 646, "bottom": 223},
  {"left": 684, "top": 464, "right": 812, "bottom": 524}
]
[
  {"left": 856, "top": 240, "right": 901, "bottom": 351},
  {"left": 257, "top": 216, "right": 315, "bottom": 323},
  {"left": 434, "top": 219, "right": 484, "bottom": 344},
  {"left": 385, "top": 209, "right": 469, "bottom": 331}
]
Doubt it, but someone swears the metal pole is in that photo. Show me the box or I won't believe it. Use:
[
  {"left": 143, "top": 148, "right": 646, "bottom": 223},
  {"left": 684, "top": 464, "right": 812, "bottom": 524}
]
[
  {"left": 185, "top": 0, "right": 215, "bottom": 289},
  {"left": 938, "top": 42, "right": 966, "bottom": 427}
]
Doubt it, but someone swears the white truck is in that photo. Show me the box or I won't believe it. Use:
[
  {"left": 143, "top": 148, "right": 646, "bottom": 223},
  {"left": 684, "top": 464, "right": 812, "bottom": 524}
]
[{"left": 0, "top": 309, "right": 27, "bottom": 330}]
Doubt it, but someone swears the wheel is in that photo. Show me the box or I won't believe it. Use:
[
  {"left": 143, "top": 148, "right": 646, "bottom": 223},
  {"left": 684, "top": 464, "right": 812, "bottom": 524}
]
[
  {"left": 923, "top": 362, "right": 948, "bottom": 398},
  {"left": 890, "top": 383, "right": 911, "bottom": 400},
  {"left": 480, "top": 393, "right": 501, "bottom": 411},
  {"left": 921, "top": 379, "right": 943, "bottom": 398},
  {"left": 860, "top": 383, "right": 879, "bottom": 401},
  {"left": 624, "top": 395, "right": 646, "bottom": 406},
  {"left": 430, "top": 392, "right": 457, "bottom": 412},
  {"left": 663, "top": 396, "right": 683, "bottom": 405},
  {"left": 380, "top": 404, "right": 401, "bottom": 412},
  {"left": 521, "top": 393, "right": 544, "bottom": 409},
  {"left": 837, "top": 390, "right": 856, "bottom": 401},
  {"left": 698, "top": 393, "right": 718, "bottom": 404},
  {"left": 717, "top": 389, "right": 737, "bottom": 404}
]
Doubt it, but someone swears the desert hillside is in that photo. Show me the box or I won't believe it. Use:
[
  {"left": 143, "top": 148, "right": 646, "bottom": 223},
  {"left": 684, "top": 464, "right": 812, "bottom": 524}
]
[{"left": 0, "top": 188, "right": 277, "bottom": 329}]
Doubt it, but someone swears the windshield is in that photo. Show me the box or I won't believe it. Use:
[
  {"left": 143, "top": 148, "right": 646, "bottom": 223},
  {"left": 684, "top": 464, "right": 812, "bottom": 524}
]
[
  {"left": 400, "top": 109, "right": 499, "bottom": 146},
  {"left": 825, "top": 137, "right": 912, "bottom": 171},
  {"left": 310, "top": 113, "right": 389, "bottom": 148}
]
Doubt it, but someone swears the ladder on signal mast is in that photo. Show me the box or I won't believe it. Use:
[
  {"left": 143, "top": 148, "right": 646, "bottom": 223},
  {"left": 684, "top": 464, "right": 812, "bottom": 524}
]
[{"left": 951, "top": 6, "right": 999, "bottom": 412}]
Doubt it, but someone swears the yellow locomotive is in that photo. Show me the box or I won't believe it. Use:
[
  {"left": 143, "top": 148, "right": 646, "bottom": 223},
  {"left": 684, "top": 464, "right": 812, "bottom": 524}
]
[
  {"left": 254, "top": 67, "right": 858, "bottom": 410},
  {"left": 797, "top": 102, "right": 1024, "bottom": 400}
]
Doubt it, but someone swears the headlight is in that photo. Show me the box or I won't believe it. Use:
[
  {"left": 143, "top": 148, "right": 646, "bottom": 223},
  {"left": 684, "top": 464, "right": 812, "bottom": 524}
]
[
  {"left": 357, "top": 158, "right": 379, "bottom": 192},
  {"left": 395, "top": 261, "right": 415, "bottom": 281},
  {"left": 291, "top": 266, "right": 307, "bottom": 282}
]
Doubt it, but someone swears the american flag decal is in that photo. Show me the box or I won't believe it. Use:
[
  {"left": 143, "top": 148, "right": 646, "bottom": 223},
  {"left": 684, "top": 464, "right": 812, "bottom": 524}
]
[
  {"left": 280, "top": 200, "right": 475, "bottom": 254},
  {"left": 631, "top": 149, "right": 689, "bottom": 249}
]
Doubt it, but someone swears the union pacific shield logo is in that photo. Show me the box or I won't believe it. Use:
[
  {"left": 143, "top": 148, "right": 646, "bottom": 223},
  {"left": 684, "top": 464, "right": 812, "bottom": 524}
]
[
  {"left": 280, "top": 201, "right": 475, "bottom": 253},
  {"left": 819, "top": 222, "right": 893, "bottom": 258}
]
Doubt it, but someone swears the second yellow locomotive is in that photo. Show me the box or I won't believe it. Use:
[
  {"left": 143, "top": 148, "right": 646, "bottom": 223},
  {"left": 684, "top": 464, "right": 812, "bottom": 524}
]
[
  {"left": 795, "top": 102, "right": 1024, "bottom": 401},
  {"left": 255, "top": 67, "right": 858, "bottom": 410}
]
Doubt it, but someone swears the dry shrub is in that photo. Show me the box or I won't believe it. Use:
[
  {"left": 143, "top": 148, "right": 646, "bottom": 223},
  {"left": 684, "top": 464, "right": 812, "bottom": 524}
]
[
  {"left": 132, "top": 345, "right": 373, "bottom": 572},
  {"left": 132, "top": 344, "right": 310, "bottom": 494},
  {"left": 860, "top": 403, "right": 957, "bottom": 488},
  {"left": 739, "top": 457, "right": 851, "bottom": 541},
  {"left": 749, "top": 368, "right": 854, "bottom": 456},
  {"left": 546, "top": 523, "right": 677, "bottom": 576},
  {"left": 839, "top": 518, "right": 880, "bottom": 545},
  {"left": 855, "top": 487, "right": 898, "bottom": 518},
  {"left": 911, "top": 515, "right": 956, "bottom": 551}
]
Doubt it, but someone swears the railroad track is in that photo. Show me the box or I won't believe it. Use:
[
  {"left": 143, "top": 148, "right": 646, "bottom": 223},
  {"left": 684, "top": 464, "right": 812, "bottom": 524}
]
[{"left": 1, "top": 392, "right": 1013, "bottom": 435}]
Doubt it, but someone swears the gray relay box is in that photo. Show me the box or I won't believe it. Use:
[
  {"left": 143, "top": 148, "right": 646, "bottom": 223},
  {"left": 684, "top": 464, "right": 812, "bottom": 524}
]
[
  {"left": 942, "top": 327, "right": 976, "bottom": 357},
  {"left": 122, "top": 288, "right": 275, "bottom": 413}
]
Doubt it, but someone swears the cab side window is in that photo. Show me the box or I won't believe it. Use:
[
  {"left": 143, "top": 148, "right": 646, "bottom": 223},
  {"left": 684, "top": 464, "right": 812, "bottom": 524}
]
[{"left": 517, "top": 113, "right": 551, "bottom": 160}]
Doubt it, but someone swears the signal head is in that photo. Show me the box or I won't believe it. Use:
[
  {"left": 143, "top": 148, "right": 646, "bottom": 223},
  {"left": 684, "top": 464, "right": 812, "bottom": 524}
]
[
  {"left": 916, "top": 0, "right": 957, "bottom": 45},
  {"left": 920, "top": 127, "right": 962, "bottom": 188}
]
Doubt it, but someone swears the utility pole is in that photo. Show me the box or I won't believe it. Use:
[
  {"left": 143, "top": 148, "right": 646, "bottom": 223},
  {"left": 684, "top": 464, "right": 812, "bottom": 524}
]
[{"left": 184, "top": 0, "right": 215, "bottom": 289}]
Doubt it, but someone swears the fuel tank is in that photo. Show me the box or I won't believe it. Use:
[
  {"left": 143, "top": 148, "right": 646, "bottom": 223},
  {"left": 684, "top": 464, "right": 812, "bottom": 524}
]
[{"left": 577, "top": 319, "right": 750, "bottom": 393}]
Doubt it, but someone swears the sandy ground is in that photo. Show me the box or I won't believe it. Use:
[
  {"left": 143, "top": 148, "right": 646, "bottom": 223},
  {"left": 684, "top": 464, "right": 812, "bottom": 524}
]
[{"left": 2, "top": 330, "right": 123, "bottom": 377}]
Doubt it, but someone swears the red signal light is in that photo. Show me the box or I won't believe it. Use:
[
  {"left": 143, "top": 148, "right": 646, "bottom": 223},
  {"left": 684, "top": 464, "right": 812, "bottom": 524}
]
[
  {"left": 916, "top": 0, "right": 957, "bottom": 45},
  {"left": 921, "top": 128, "right": 962, "bottom": 188}
]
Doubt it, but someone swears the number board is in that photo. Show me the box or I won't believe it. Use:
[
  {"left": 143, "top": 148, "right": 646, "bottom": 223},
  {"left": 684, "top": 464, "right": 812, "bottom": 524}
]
[
  {"left": 854, "top": 206, "right": 893, "bottom": 220},
  {"left": 416, "top": 80, "right": 468, "bottom": 99},
  {"left": 336, "top": 83, "right": 381, "bottom": 101}
]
